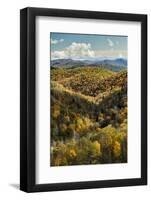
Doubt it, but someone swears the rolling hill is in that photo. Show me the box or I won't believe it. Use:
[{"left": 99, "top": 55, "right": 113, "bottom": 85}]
[
  {"left": 50, "top": 58, "right": 127, "bottom": 72},
  {"left": 50, "top": 66, "right": 127, "bottom": 166}
]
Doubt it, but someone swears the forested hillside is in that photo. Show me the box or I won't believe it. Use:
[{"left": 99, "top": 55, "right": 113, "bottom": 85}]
[{"left": 50, "top": 66, "right": 127, "bottom": 166}]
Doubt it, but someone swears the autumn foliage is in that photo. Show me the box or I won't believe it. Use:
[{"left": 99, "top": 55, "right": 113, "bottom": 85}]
[{"left": 50, "top": 66, "right": 127, "bottom": 166}]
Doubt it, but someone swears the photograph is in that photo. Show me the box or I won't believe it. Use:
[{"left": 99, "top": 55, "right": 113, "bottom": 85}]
[
  {"left": 20, "top": 7, "right": 147, "bottom": 192},
  {"left": 50, "top": 32, "right": 128, "bottom": 166}
]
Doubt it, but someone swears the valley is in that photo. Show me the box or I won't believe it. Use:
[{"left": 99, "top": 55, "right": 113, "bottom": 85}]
[{"left": 50, "top": 65, "right": 127, "bottom": 166}]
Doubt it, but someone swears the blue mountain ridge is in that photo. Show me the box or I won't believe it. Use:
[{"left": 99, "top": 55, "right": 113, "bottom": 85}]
[{"left": 50, "top": 58, "right": 127, "bottom": 72}]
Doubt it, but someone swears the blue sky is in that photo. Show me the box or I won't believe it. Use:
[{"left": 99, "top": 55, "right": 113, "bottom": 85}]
[{"left": 50, "top": 32, "right": 127, "bottom": 60}]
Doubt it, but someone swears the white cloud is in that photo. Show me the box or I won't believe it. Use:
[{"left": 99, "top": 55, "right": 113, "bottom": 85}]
[
  {"left": 52, "top": 51, "right": 66, "bottom": 59},
  {"left": 94, "top": 50, "right": 127, "bottom": 59},
  {"left": 107, "top": 38, "right": 114, "bottom": 47},
  {"left": 118, "top": 53, "right": 123, "bottom": 58},
  {"left": 51, "top": 38, "right": 64, "bottom": 45},
  {"left": 52, "top": 42, "right": 95, "bottom": 59}
]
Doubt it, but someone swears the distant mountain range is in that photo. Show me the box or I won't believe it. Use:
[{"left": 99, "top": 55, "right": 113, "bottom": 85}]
[{"left": 50, "top": 58, "right": 127, "bottom": 72}]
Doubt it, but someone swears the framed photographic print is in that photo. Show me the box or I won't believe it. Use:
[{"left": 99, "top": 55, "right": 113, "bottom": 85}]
[{"left": 20, "top": 7, "right": 147, "bottom": 192}]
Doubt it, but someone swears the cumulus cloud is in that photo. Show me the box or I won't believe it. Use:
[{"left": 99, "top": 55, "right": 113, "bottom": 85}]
[
  {"left": 51, "top": 38, "right": 64, "bottom": 45},
  {"left": 52, "top": 42, "right": 95, "bottom": 59},
  {"left": 107, "top": 38, "right": 114, "bottom": 47}
]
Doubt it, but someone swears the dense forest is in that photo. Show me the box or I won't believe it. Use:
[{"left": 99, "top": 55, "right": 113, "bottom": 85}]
[{"left": 50, "top": 66, "right": 127, "bottom": 166}]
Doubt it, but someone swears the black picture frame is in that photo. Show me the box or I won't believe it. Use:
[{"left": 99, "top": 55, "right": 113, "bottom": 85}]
[{"left": 20, "top": 7, "right": 147, "bottom": 192}]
